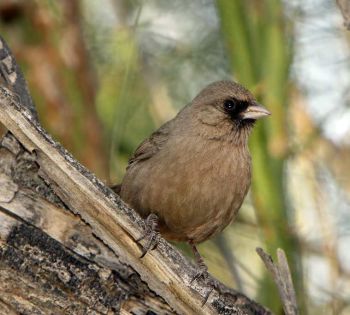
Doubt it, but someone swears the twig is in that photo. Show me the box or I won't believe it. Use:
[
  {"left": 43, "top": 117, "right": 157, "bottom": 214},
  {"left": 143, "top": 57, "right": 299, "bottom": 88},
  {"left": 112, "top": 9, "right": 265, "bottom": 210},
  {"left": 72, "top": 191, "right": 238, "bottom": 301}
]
[
  {"left": 256, "top": 247, "right": 299, "bottom": 315},
  {"left": 336, "top": 0, "right": 350, "bottom": 30}
]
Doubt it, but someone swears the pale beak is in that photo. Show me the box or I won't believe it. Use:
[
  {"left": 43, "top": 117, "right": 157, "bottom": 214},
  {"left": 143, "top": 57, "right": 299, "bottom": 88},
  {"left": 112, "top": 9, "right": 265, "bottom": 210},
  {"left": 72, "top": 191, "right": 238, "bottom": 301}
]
[{"left": 242, "top": 102, "right": 271, "bottom": 120}]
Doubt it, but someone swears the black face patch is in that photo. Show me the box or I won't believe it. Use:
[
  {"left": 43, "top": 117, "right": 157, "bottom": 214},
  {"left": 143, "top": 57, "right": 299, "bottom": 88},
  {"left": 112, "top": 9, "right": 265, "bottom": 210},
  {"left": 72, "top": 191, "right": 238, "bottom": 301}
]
[{"left": 223, "top": 98, "right": 249, "bottom": 120}]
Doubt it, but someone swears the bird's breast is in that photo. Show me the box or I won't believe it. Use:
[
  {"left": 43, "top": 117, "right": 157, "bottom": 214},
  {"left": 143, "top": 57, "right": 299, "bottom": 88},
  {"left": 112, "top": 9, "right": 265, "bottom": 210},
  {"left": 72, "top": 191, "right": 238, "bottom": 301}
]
[{"left": 122, "top": 136, "right": 252, "bottom": 243}]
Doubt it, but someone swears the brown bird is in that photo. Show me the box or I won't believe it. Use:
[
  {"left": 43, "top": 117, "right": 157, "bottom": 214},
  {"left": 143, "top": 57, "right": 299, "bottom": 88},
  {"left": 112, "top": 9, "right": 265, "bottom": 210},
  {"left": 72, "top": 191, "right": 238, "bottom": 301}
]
[{"left": 115, "top": 80, "right": 270, "bottom": 280}]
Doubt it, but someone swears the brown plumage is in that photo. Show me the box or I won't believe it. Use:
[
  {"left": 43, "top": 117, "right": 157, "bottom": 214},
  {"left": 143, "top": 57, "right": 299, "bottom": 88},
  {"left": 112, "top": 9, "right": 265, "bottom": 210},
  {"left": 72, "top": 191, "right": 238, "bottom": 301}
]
[{"left": 118, "top": 80, "right": 270, "bottom": 273}]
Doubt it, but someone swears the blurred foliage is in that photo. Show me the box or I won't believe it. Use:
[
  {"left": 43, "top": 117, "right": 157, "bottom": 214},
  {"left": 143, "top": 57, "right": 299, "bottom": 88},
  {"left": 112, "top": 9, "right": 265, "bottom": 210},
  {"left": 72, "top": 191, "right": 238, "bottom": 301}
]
[
  {"left": 1, "top": 0, "right": 350, "bottom": 314},
  {"left": 216, "top": 0, "right": 303, "bottom": 312}
]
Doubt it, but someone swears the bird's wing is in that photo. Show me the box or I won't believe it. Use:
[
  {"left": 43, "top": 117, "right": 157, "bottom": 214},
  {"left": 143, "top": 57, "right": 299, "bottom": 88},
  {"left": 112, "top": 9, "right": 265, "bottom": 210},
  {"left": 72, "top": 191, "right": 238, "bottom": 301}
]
[{"left": 127, "top": 120, "right": 172, "bottom": 169}]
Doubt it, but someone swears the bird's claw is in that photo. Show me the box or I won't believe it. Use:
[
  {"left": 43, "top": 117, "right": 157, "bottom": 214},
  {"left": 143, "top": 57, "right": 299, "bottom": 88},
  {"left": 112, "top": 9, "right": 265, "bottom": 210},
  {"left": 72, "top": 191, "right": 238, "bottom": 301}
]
[
  {"left": 191, "top": 268, "right": 220, "bottom": 305},
  {"left": 188, "top": 241, "right": 222, "bottom": 305},
  {"left": 136, "top": 213, "right": 160, "bottom": 258},
  {"left": 190, "top": 265, "right": 209, "bottom": 284}
]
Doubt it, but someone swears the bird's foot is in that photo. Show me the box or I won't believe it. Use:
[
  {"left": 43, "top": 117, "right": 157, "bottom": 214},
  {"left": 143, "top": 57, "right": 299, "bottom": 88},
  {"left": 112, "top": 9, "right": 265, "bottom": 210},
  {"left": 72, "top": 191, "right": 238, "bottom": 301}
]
[
  {"left": 191, "top": 260, "right": 209, "bottom": 283},
  {"left": 136, "top": 213, "right": 160, "bottom": 258},
  {"left": 191, "top": 265, "right": 221, "bottom": 305},
  {"left": 189, "top": 241, "right": 220, "bottom": 305}
]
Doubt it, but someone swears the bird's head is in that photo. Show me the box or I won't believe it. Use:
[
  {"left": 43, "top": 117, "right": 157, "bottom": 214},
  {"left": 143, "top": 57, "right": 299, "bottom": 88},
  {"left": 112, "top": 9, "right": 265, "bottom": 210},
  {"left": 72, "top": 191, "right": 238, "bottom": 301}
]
[{"left": 190, "top": 80, "right": 270, "bottom": 143}]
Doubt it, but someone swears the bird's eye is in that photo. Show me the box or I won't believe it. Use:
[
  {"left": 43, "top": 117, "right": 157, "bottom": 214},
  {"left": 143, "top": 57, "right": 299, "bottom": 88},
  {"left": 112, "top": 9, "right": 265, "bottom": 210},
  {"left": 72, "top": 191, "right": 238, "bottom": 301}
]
[
  {"left": 223, "top": 99, "right": 237, "bottom": 112},
  {"left": 223, "top": 99, "right": 249, "bottom": 117}
]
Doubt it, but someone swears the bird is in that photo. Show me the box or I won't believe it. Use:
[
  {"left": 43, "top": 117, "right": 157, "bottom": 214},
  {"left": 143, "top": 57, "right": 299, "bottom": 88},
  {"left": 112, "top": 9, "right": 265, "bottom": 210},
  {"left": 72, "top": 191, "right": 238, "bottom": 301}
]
[{"left": 114, "top": 80, "right": 270, "bottom": 282}]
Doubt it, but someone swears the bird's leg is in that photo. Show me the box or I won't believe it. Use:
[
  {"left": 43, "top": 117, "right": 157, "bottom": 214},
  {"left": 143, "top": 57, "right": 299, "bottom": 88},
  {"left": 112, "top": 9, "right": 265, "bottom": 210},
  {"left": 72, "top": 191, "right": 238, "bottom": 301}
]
[
  {"left": 189, "top": 240, "right": 221, "bottom": 304},
  {"left": 136, "top": 213, "right": 161, "bottom": 258},
  {"left": 189, "top": 241, "right": 209, "bottom": 282}
]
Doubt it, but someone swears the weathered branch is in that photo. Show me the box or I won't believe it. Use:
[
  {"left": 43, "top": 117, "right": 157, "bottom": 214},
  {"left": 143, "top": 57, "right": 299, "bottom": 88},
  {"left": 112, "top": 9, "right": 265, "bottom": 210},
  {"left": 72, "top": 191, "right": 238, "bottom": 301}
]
[
  {"left": 0, "top": 133, "right": 173, "bottom": 314},
  {"left": 0, "top": 35, "right": 270, "bottom": 314}
]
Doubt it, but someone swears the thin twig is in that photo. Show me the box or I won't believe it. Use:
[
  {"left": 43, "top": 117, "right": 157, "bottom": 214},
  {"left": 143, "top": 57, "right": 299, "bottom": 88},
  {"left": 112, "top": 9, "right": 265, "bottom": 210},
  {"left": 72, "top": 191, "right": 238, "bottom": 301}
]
[
  {"left": 256, "top": 247, "right": 299, "bottom": 315},
  {"left": 336, "top": 0, "right": 350, "bottom": 30}
]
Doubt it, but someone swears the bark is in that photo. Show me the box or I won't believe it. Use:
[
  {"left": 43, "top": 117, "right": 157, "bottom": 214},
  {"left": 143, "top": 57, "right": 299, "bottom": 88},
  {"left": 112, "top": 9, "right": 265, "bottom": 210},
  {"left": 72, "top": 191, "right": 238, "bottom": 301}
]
[{"left": 0, "top": 35, "right": 270, "bottom": 315}]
